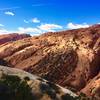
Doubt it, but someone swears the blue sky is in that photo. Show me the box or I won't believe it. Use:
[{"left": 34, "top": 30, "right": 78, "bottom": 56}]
[{"left": 0, "top": 0, "right": 100, "bottom": 35}]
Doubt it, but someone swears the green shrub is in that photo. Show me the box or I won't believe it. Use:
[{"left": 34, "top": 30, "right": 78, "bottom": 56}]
[{"left": 0, "top": 74, "right": 33, "bottom": 100}]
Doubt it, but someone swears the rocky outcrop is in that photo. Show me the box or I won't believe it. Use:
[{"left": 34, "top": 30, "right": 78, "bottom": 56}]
[
  {"left": 0, "top": 33, "right": 31, "bottom": 45},
  {"left": 0, "top": 24, "right": 100, "bottom": 98},
  {"left": 81, "top": 73, "right": 100, "bottom": 99},
  {"left": 0, "top": 65, "right": 77, "bottom": 100}
]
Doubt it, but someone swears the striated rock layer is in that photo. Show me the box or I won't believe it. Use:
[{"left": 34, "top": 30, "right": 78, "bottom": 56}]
[
  {"left": 0, "top": 33, "right": 31, "bottom": 45},
  {"left": 0, "top": 24, "right": 100, "bottom": 98}
]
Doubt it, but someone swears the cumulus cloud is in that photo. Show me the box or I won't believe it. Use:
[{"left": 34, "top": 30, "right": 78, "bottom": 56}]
[
  {"left": 0, "top": 23, "right": 63, "bottom": 35},
  {"left": 5, "top": 11, "right": 15, "bottom": 16},
  {"left": 0, "top": 27, "right": 40, "bottom": 35},
  {"left": 38, "top": 24, "right": 63, "bottom": 32},
  {"left": 18, "top": 27, "right": 42, "bottom": 35},
  {"left": 0, "top": 29, "right": 10, "bottom": 34},
  {"left": 67, "top": 22, "right": 90, "bottom": 29},
  {"left": 0, "top": 24, "right": 4, "bottom": 27},
  {"left": 32, "top": 18, "right": 40, "bottom": 23},
  {"left": 17, "top": 24, "right": 63, "bottom": 35}
]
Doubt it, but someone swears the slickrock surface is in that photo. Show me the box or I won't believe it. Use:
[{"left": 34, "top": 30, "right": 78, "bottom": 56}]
[
  {"left": 0, "top": 33, "right": 31, "bottom": 45},
  {"left": 0, "top": 24, "right": 100, "bottom": 98},
  {"left": 0, "top": 65, "right": 77, "bottom": 100}
]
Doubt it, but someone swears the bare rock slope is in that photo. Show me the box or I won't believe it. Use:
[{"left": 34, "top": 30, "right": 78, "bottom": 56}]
[
  {"left": 0, "top": 65, "right": 77, "bottom": 100},
  {"left": 0, "top": 25, "right": 100, "bottom": 98}
]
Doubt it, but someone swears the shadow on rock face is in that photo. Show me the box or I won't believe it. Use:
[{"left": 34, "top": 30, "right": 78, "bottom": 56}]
[
  {"left": 0, "top": 59, "right": 12, "bottom": 67},
  {"left": 0, "top": 74, "right": 34, "bottom": 100}
]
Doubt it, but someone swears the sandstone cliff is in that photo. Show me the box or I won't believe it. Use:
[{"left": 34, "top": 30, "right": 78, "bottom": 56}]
[{"left": 0, "top": 25, "right": 100, "bottom": 98}]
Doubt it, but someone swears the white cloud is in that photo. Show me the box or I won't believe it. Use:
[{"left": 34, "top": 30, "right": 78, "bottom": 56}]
[
  {"left": 0, "top": 27, "right": 40, "bottom": 36},
  {"left": 0, "top": 24, "right": 4, "bottom": 27},
  {"left": 0, "top": 7, "right": 20, "bottom": 11},
  {"left": 0, "top": 28, "right": 23, "bottom": 35},
  {"left": 67, "top": 22, "right": 90, "bottom": 29},
  {"left": 18, "top": 24, "right": 63, "bottom": 35},
  {"left": 32, "top": 18, "right": 40, "bottom": 23},
  {"left": 24, "top": 18, "right": 40, "bottom": 24},
  {"left": 24, "top": 20, "right": 29, "bottom": 23},
  {"left": 18, "top": 27, "right": 42, "bottom": 35},
  {"left": 5, "top": 11, "right": 15, "bottom": 16},
  {"left": 0, "top": 29, "right": 10, "bottom": 34},
  {"left": 0, "top": 23, "right": 63, "bottom": 36},
  {"left": 38, "top": 24, "right": 63, "bottom": 32}
]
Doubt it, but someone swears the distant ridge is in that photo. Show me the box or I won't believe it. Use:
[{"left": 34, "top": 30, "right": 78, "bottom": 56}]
[{"left": 0, "top": 33, "right": 31, "bottom": 45}]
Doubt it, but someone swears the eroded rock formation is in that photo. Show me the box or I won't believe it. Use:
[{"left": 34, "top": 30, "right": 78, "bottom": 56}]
[{"left": 0, "top": 25, "right": 100, "bottom": 98}]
